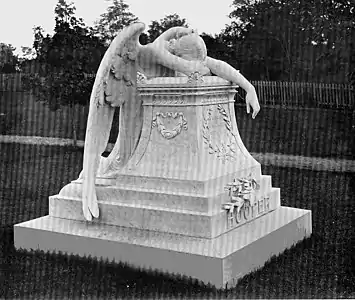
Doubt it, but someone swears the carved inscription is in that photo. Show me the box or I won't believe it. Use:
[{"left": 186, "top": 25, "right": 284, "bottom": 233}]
[
  {"left": 225, "top": 196, "right": 270, "bottom": 228},
  {"left": 222, "top": 176, "right": 272, "bottom": 228},
  {"left": 152, "top": 112, "right": 188, "bottom": 139}
]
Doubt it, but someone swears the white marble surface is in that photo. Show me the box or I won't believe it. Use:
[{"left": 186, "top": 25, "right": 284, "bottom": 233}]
[
  {"left": 15, "top": 206, "right": 310, "bottom": 258},
  {"left": 103, "top": 77, "right": 261, "bottom": 183},
  {"left": 50, "top": 187, "right": 280, "bottom": 238},
  {"left": 14, "top": 206, "right": 312, "bottom": 288},
  {"left": 60, "top": 175, "right": 273, "bottom": 215}
]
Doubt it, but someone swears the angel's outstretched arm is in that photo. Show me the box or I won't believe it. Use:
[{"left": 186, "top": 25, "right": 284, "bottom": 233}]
[
  {"left": 139, "top": 43, "right": 210, "bottom": 77},
  {"left": 206, "top": 57, "right": 260, "bottom": 118},
  {"left": 154, "top": 27, "right": 194, "bottom": 44}
]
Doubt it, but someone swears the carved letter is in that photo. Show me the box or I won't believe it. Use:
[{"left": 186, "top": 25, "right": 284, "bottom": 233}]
[
  {"left": 258, "top": 198, "right": 264, "bottom": 214},
  {"left": 235, "top": 208, "right": 243, "bottom": 223},
  {"left": 243, "top": 202, "right": 251, "bottom": 220},
  {"left": 264, "top": 196, "right": 270, "bottom": 211}
]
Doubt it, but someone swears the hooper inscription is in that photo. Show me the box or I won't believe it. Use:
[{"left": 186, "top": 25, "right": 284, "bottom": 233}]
[{"left": 222, "top": 176, "right": 271, "bottom": 228}]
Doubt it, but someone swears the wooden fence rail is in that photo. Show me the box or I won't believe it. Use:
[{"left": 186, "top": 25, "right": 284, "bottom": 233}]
[
  {"left": 251, "top": 81, "right": 354, "bottom": 108},
  {"left": 1, "top": 73, "right": 354, "bottom": 108}
]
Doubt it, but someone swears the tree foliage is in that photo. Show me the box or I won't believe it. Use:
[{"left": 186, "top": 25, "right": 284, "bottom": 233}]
[
  {"left": 22, "top": 0, "right": 106, "bottom": 144},
  {"left": 200, "top": 33, "right": 235, "bottom": 64},
  {"left": 0, "top": 43, "right": 18, "bottom": 73},
  {"left": 94, "top": 0, "right": 138, "bottom": 45},
  {"left": 147, "top": 14, "right": 188, "bottom": 42},
  {"left": 222, "top": 0, "right": 354, "bottom": 83}
]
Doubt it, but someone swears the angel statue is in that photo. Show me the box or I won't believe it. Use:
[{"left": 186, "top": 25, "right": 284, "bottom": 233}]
[{"left": 80, "top": 22, "right": 260, "bottom": 221}]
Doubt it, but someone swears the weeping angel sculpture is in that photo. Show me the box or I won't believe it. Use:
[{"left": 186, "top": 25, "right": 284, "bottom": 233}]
[{"left": 80, "top": 22, "right": 260, "bottom": 221}]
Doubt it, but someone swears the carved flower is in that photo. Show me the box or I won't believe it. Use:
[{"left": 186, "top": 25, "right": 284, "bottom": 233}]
[
  {"left": 223, "top": 175, "right": 260, "bottom": 212},
  {"left": 137, "top": 72, "right": 147, "bottom": 84},
  {"left": 187, "top": 71, "right": 204, "bottom": 84}
]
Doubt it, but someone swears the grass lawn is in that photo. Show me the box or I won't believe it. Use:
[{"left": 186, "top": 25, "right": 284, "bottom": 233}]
[
  {"left": 235, "top": 104, "right": 354, "bottom": 160},
  {"left": 1, "top": 92, "right": 354, "bottom": 159},
  {"left": 0, "top": 143, "right": 354, "bottom": 299}
]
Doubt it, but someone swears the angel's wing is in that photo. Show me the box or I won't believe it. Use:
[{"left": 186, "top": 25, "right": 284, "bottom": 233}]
[{"left": 81, "top": 22, "right": 145, "bottom": 221}]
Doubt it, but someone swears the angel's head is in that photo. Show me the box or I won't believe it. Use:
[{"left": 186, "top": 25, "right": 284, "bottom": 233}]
[{"left": 168, "top": 33, "right": 207, "bottom": 62}]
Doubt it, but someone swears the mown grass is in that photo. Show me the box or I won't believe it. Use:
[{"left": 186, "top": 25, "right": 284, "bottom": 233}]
[
  {"left": 235, "top": 104, "right": 354, "bottom": 160},
  {"left": 0, "top": 143, "right": 354, "bottom": 299},
  {"left": 1, "top": 92, "right": 354, "bottom": 159}
]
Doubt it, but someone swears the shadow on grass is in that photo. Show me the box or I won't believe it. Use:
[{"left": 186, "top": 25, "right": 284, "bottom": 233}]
[
  {"left": 232, "top": 234, "right": 355, "bottom": 298},
  {"left": 2, "top": 228, "right": 354, "bottom": 299},
  {"left": 1, "top": 225, "right": 218, "bottom": 299}
]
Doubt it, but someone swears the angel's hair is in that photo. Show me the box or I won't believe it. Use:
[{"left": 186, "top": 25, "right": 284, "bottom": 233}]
[{"left": 168, "top": 33, "right": 207, "bottom": 62}]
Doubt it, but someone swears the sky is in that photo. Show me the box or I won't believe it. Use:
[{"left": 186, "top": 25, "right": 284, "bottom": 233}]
[{"left": 0, "top": 0, "right": 234, "bottom": 55}]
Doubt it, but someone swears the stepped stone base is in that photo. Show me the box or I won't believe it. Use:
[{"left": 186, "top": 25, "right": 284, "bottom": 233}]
[
  {"left": 13, "top": 77, "right": 313, "bottom": 288},
  {"left": 14, "top": 206, "right": 312, "bottom": 289}
]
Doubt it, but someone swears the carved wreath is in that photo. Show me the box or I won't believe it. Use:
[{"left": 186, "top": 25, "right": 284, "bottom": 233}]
[
  {"left": 202, "top": 104, "right": 238, "bottom": 162},
  {"left": 152, "top": 112, "right": 188, "bottom": 139}
]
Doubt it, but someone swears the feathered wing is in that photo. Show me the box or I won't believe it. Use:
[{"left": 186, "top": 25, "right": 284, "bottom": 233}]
[{"left": 81, "top": 22, "right": 145, "bottom": 221}]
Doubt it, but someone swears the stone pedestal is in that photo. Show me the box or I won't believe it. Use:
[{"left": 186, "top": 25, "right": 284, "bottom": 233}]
[{"left": 14, "top": 76, "right": 312, "bottom": 288}]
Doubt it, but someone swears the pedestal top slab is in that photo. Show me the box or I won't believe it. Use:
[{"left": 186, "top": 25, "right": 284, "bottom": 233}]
[{"left": 138, "top": 76, "right": 237, "bottom": 89}]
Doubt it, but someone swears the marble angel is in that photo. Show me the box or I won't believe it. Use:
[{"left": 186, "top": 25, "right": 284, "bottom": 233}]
[{"left": 80, "top": 22, "right": 260, "bottom": 221}]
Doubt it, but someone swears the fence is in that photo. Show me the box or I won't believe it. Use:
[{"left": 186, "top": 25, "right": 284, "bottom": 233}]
[
  {"left": 250, "top": 81, "right": 354, "bottom": 109},
  {"left": 1, "top": 73, "right": 354, "bottom": 108},
  {"left": 0, "top": 73, "right": 24, "bottom": 92}
]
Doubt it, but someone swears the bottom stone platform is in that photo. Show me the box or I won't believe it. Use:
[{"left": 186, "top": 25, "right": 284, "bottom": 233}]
[{"left": 14, "top": 206, "right": 312, "bottom": 289}]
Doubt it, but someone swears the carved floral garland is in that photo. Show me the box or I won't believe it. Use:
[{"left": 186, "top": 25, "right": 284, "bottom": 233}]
[
  {"left": 202, "top": 104, "right": 238, "bottom": 162},
  {"left": 137, "top": 72, "right": 147, "bottom": 84},
  {"left": 187, "top": 71, "right": 204, "bottom": 84},
  {"left": 152, "top": 112, "right": 188, "bottom": 139},
  {"left": 223, "top": 175, "right": 260, "bottom": 214}
]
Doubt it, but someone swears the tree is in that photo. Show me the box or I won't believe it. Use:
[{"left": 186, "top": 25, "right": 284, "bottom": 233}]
[
  {"left": 147, "top": 14, "right": 188, "bottom": 42},
  {"left": 0, "top": 43, "right": 18, "bottom": 73},
  {"left": 22, "top": 0, "right": 106, "bottom": 146},
  {"left": 94, "top": 0, "right": 138, "bottom": 45},
  {"left": 223, "top": 0, "right": 308, "bottom": 81},
  {"left": 223, "top": 0, "right": 354, "bottom": 82},
  {"left": 200, "top": 33, "right": 236, "bottom": 64}
]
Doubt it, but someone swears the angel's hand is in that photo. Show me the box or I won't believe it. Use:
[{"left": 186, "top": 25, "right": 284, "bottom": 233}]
[
  {"left": 195, "top": 61, "right": 210, "bottom": 76},
  {"left": 245, "top": 89, "right": 260, "bottom": 119}
]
